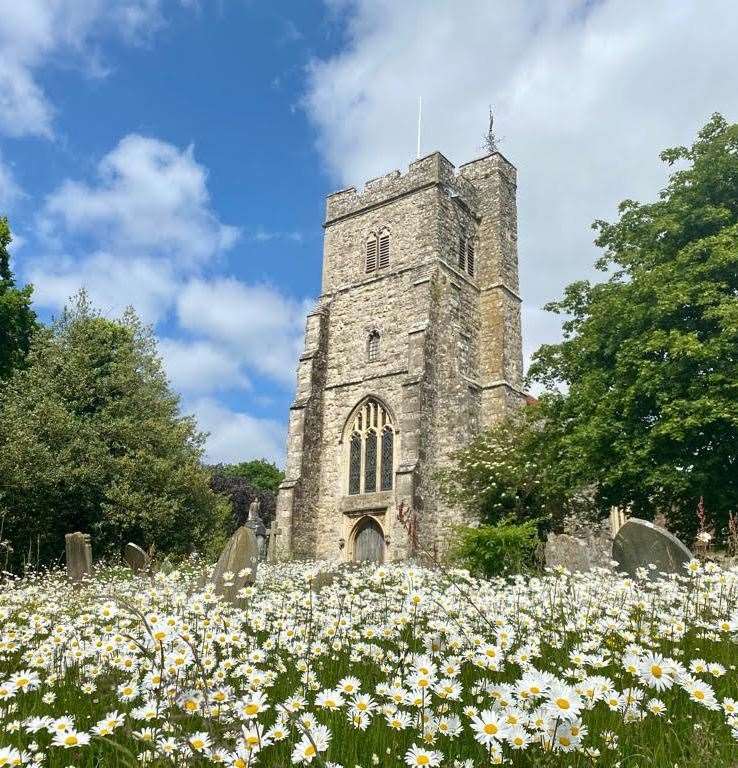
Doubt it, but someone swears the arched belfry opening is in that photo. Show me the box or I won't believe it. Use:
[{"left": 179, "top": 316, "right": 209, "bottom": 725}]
[
  {"left": 344, "top": 398, "right": 395, "bottom": 496},
  {"left": 351, "top": 516, "right": 385, "bottom": 563}
]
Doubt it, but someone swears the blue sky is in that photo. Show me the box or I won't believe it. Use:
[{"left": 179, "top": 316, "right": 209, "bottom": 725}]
[{"left": 1, "top": 0, "right": 737, "bottom": 465}]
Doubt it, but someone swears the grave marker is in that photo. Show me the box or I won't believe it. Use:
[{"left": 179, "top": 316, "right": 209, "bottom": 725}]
[
  {"left": 612, "top": 517, "right": 692, "bottom": 577},
  {"left": 210, "top": 525, "right": 259, "bottom": 601},
  {"left": 124, "top": 543, "right": 149, "bottom": 573},
  {"left": 65, "top": 532, "right": 92, "bottom": 582}
]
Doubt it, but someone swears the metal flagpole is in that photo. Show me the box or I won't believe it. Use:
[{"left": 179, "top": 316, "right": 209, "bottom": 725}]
[{"left": 416, "top": 96, "right": 422, "bottom": 159}]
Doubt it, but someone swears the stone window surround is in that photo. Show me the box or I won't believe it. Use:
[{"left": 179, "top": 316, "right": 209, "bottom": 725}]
[{"left": 342, "top": 397, "right": 396, "bottom": 498}]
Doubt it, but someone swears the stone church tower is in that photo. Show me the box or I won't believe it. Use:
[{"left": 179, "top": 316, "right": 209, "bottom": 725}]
[{"left": 276, "top": 150, "right": 524, "bottom": 562}]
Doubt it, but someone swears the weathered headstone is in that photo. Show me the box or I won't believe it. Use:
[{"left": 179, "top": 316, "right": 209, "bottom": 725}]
[
  {"left": 65, "top": 532, "right": 92, "bottom": 582},
  {"left": 266, "top": 522, "right": 282, "bottom": 563},
  {"left": 210, "top": 525, "right": 259, "bottom": 601},
  {"left": 158, "top": 556, "right": 174, "bottom": 576},
  {"left": 612, "top": 517, "right": 692, "bottom": 577},
  {"left": 124, "top": 543, "right": 149, "bottom": 574}
]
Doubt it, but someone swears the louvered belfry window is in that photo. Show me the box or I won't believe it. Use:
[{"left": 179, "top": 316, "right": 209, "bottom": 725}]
[
  {"left": 378, "top": 230, "right": 390, "bottom": 269},
  {"left": 466, "top": 238, "right": 475, "bottom": 277},
  {"left": 458, "top": 234, "right": 467, "bottom": 271},
  {"left": 345, "top": 399, "right": 395, "bottom": 495},
  {"left": 365, "top": 237, "right": 378, "bottom": 273}
]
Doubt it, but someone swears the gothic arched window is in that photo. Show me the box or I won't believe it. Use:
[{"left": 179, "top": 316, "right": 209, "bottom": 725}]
[
  {"left": 345, "top": 399, "right": 395, "bottom": 495},
  {"left": 367, "top": 330, "right": 380, "bottom": 362}
]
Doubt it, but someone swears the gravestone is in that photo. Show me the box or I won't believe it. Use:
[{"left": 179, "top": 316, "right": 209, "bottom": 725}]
[
  {"left": 124, "top": 543, "right": 149, "bottom": 574},
  {"left": 159, "top": 556, "right": 174, "bottom": 576},
  {"left": 612, "top": 517, "right": 692, "bottom": 577},
  {"left": 210, "top": 525, "right": 259, "bottom": 601},
  {"left": 65, "top": 532, "right": 92, "bottom": 582},
  {"left": 266, "top": 522, "right": 281, "bottom": 563}
]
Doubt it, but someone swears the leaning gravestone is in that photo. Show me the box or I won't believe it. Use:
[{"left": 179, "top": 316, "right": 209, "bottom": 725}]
[
  {"left": 612, "top": 517, "right": 692, "bottom": 577},
  {"left": 124, "top": 543, "right": 149, "bottom": 574},
  {"left": 210, "top": 525, "right": 259, "bottom": 602},
  {"left": 65, "top": 532, "right": 92, "bottom": 582}
]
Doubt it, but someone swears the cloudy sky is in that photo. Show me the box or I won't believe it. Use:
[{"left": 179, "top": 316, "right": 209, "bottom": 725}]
[{"left": 1, "top": 0, "right": 736, "bottom": 465}]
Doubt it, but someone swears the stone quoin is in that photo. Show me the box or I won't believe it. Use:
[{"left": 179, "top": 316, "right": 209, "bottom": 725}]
[{"left": 276, "top": 150, "right": 525, "bottom": 562}]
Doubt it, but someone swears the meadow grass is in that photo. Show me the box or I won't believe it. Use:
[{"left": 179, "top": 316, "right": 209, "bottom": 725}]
[{"left": 0, "top": 558, "right": 736, "bottom": 767}]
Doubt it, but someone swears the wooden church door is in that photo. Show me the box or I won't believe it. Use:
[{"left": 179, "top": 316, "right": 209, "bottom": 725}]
[{"left": 353, "top": 517, "right": 385, "bottom": 563}]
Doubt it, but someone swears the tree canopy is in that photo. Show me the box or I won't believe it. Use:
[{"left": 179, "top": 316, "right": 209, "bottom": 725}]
[
  {"left": 0, "top": 217, "right": 37, "bottom": 381},
  {"left": 216, "top": 459, "right": 285, "bottom": 493},
  {"left": 0, "top": 292, "right": 229, "bottom": 570},
  {"left": 528, "top": 114, "right": 738, "bottom": 540}
]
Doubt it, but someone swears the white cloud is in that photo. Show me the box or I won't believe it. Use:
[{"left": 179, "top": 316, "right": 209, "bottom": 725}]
[
  {"left": 177, "top": 278, "right": 310, "bottom": 385},
  {"left": 304, "top": 0, "right": 738, "bottom": 372},
  {"left": 159, "top": 338, "right": 251, "bottom": 395},
  {"left": 28, "top": 134, "right": 239, "bottom": 323},
  {"left": 0, "top": 1, "right": 172, "bottom": 138},
  {"left": 44, "top": 134, "right": 239, "bottom": 266},
  {"left": 29, "top": 252, "right": 177, "bottom": 324},
  {"left": 188, "top": 397, "right": 286, "bottom": 465}
]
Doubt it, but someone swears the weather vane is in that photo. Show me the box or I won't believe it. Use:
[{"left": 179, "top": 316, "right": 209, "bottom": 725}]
[{"left": 483, "top": 105, "right": 499, "bottom": 154}]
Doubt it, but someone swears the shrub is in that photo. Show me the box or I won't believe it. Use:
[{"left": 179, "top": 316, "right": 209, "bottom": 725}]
[{"left": 452, "top": 519, "right": 540, "bottom": 578}]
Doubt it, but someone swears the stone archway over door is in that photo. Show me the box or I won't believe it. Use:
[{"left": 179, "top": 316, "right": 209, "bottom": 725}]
[{"left": 353, "top": 517, "right": 385, "bottom": 563}]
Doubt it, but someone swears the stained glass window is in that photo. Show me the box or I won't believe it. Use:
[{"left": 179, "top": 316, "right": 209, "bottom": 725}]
[
  {"left": 349, "top": 432, "right": 361, "bottom": 495},
  {"left": 346, "top": 399, "right": 395, "bottom": 496},
  {"left": 364, "top": 430, "right": 377, "bottom": 493},
  {"left": 380, "top": 426, "right": 394, "bottom": 490}
]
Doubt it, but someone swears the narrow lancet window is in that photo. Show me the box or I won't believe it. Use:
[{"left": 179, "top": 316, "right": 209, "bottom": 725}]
[
  {"left": 364, "top": 431, "right": 378, "bottom": 493},
  {"left": 367, "top": 331, "right": 380, "bottom": 362},
  {"left": 380, "top": 426, "right": 394, "bottom": 491},
  {"left": 349, "top": 433, "right": 362, "bottom": 495}
]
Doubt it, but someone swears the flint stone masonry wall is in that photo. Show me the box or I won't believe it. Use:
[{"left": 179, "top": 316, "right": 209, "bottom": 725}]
[{"left": 277, "top": 151, "right": 526, "bottom": 562}]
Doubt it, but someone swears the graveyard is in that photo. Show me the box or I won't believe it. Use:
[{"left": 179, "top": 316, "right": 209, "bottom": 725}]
[
  {"left": 1, "top": 3, "right": 737, "bottom": 766},
  {"left": 0, "top": 514, "right": 737, "bottom": 767},
  {"left": 0, "top": 554, "right": 735, "bottom": 767}
]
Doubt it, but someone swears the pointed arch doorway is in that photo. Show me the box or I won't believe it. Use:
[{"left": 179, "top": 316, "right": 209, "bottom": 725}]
[{"left": 352, "top": 517, "right": 385, "bottom": 563}]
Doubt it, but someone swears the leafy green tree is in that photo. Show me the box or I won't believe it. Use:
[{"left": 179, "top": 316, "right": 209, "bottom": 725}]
[
  {"left": 529, "top": 114, "right": 738, "bottom": 541},
  {"left": 218, "top": 459, "right": 284, "bottom": 493},
  {"left": 0, "top": 217, "right": 38, "bottom": 381},
  {"left": 0, "top": 292, "right": 229, "bottom": 570}
]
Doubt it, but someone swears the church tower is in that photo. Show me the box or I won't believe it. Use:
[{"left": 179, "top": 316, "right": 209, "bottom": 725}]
[{"left": 276, "top": 150, "right": 524, "bottom": 562}]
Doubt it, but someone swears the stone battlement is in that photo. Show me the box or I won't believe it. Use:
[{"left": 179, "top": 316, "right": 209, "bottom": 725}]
[{"left": 325, "top": 150, "right": 515, "bottom": 226}]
